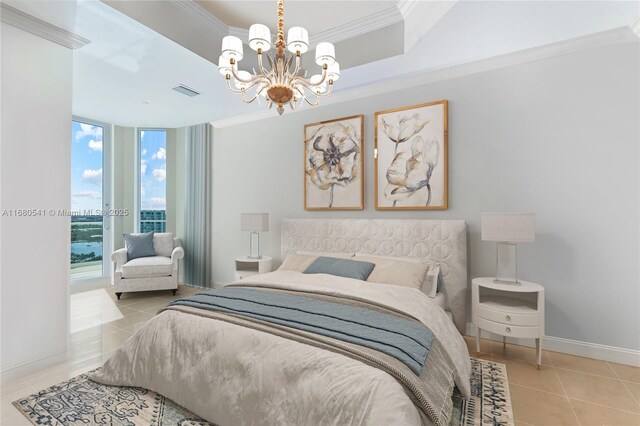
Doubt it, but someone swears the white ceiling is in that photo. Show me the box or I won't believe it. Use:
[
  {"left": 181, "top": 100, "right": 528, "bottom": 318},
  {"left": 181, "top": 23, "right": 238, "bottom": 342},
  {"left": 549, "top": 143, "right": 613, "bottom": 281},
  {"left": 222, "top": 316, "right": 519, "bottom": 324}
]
[
  {"left": 196, "top": 0, "right": 396, "bottom": 35},
  {"left": 3, "top": 1, "right": 639, "bottom": 128}
]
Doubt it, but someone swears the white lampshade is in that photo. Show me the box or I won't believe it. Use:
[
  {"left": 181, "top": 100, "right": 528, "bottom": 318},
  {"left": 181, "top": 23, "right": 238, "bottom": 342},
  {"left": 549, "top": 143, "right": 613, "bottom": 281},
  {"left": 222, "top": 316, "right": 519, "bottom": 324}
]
[
  {"left": 481, "top": 213, "right": 536, "bottom": 243},
  {"left": 315, "top": 42, "right": 335, "bottom": 66},
  {"left": 241, "top": 213, "right": 269, "bottom": 232},
  {"left": 234, "top": 70, "right": 252, "bottom": 89},
  {"left": 327, "top": 61, "right": 340, "bottom": 82},
  {"left": 249, "top": 24, "right": 271, "bottom": 52},
  {"left": 310, "top": 74, "right": 327, "bottom": 94},
  {"left": 287, "top": 26, "right": 309, "bottom": 54},
  {"left": 217, "top": 55, "right": 232, "bottom": 76},
  {"left": 221, "top": 35, "right": 243, "bottom": 61}
]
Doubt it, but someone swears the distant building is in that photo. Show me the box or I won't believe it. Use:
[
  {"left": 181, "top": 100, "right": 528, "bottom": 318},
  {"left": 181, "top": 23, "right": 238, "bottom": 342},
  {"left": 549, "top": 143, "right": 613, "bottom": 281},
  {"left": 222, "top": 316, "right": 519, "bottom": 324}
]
[{"left": 140, "top": 210, "right": 166, "bottom": 232}]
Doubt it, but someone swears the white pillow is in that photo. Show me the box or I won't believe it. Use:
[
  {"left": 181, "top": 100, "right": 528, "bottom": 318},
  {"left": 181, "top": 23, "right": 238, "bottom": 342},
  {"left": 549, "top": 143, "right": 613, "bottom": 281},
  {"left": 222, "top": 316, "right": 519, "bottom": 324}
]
[
  {"left": 422, "top": 264, "right": 441, "bottom": 298},
  {"left": 353, "top": 254, "right": 430, "bottom": 291}
]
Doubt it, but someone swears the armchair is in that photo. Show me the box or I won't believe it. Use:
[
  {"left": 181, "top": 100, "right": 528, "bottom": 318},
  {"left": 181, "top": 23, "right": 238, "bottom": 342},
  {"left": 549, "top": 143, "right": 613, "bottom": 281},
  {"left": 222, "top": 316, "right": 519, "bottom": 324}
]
[{"left": 112, "top": 233, "right": 184, "bottom": 299}]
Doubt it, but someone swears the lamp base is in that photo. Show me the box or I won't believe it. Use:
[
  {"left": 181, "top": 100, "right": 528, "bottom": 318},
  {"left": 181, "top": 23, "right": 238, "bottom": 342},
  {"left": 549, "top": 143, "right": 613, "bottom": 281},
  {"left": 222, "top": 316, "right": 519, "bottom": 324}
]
[{"left": 247, "top": 255, "right": 263, "bottom": 260}]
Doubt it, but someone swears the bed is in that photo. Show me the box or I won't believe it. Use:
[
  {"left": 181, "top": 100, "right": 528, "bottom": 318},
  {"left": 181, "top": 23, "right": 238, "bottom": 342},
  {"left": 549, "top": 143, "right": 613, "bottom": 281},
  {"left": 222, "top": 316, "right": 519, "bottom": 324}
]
[{"left": 91, "top": 219, "right": 470, "bottom": 426}]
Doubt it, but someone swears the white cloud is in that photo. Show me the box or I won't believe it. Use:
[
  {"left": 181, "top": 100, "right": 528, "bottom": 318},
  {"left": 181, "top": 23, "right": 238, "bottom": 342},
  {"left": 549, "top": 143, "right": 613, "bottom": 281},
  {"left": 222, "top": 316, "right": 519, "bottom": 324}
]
[
  {"left": 151, "top": 147, "right": 166, "bottom": 160},
  {"left": 75, "top": 123, "right": 101, "bottom": 141},
  {"left": 149, "top": 197, "right": 166, "bottom": 208},
  {"left": 88, "top": 139, "right": 102, "bottom": 152},
  {"left": 141, "top": 159, "right": 148, "bottom": 174},
  {"left": 141, "top": 148, "right": 147, "bottom": 156},
  {"left": 82, "top": 168, "right": 102, "bottom": 185},
  {"left": 152, "top": 164, "right": 166, "bottom": 182},
  {"left": 72, "top": 190, "right": 100, "bottom": 198},
  {"left": 140, "top": 130, "right": 145, "bottom": 140}
]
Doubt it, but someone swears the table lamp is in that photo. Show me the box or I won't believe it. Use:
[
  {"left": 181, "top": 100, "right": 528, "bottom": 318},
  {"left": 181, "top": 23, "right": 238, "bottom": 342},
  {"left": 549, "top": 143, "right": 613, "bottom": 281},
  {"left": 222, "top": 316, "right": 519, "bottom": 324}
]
[
  {"left": 241, "top": 213, "right": 269, "bottom": 259},
  {"left": 481, "top": 213, "right": 535, "bottom": 284}
]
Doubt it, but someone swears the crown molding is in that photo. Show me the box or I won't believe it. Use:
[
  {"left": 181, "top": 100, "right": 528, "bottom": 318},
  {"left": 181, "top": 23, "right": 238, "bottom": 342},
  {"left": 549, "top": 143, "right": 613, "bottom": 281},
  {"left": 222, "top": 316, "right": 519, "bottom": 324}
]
[
  {"left": 397, "top": 0, "right": 419, "bottom": 19},
  {"left": 212, "top": 26, "right": 635, "bottom": 129},
  {"left": 0, "top": 3, "right": 90, "bottom": 49},
  {"left": 190, "top": 2, "right": 401, "bottom": 49},
  {"left": 168, "top": 0, "right": 228, "bottom": 37},
  {"left": 631, "top": 15, "right": 640, "bottom": 38},
  {"left": 309, "top": 7, "right": 403, "bottom": 47}
]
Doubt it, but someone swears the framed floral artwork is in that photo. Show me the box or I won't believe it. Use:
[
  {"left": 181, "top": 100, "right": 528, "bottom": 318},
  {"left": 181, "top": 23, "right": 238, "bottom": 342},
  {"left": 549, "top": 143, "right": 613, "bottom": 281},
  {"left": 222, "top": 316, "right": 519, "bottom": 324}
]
[
  {"left": 375, "top": 100, "right": 448, "bottom": 210},
  {"left": 304, "top": 114, "right": 364, "bottom": 210}
]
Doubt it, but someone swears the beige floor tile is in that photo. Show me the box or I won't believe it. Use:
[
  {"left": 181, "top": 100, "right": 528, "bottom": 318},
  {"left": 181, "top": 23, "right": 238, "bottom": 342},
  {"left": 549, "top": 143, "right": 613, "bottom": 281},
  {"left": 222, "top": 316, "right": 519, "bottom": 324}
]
[
  {"left": 610, "top": 362, "right": 640, "bottom": 384},
  {"left": 570, "top": 398, "right": 640, "bottom": 426},
  {"left": 510, "top": 384, "right": 579, "bottom": 425},
  {"left": 623, "top": 381, "right": 640, "bottom": 405},
  {"left": 549, "top": 351, "right": 617, "bottom": 378},
  {"left": 125, "top": 297, "right": 172, "bottom": 312},
  {"left": 463, "top": 335, "right": 491, "bottom": 355},
  {"left": 108, "top": 311, "right": 155, "bottom": 330},
  {"left": 556, "top": 368, "right": 640, "bottom": 413},
  {"left": 490, "top": 341, "right": 552, "bottom": 366},
  {"left": 492, "top": 355, "right": 565, "bottom": 395},
  {"left": 70, "top": 323, "right": 121, "bottom": 344}
]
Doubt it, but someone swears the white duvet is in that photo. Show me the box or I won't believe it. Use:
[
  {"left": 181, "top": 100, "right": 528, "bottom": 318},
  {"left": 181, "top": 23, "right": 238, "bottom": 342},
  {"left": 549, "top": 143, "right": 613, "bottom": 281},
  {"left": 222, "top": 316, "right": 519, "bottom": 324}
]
[{"left": 92, "top": 271, "right": 471, "bottom": 426}]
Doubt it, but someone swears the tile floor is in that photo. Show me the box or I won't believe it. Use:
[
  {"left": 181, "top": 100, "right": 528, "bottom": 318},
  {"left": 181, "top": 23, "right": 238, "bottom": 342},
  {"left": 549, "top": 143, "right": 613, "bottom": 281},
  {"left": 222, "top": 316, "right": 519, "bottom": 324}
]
[{"left": 1, "top": 285, "right": 638, "bottom": 425}]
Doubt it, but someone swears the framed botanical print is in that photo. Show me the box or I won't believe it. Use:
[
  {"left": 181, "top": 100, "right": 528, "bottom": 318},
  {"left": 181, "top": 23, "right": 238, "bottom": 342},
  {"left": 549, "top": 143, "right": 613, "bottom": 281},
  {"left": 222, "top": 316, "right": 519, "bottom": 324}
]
[
  {"left": 304, "top": 114, "right": 364, "bottom": 210},
  {"left": 375, "top": 100, "right": 448, "bottom": 210}
]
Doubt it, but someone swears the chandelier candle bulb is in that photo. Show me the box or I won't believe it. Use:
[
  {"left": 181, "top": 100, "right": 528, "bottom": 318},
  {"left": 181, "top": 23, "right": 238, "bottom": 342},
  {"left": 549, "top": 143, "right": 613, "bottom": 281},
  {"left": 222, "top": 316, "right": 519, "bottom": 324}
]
[
  {"left": 219, "top": 0, "right": 337, "bottom": 114},
  {"left": 249, "top": 24, "right": 271, "bottom": 52},
  {"left": 287, "top": 27, "right": 309, "bottom": 54},
  {"left": 315, "top": 42, "right": 336, "bottom": 66},
  {"left": 221, "top": 35, "right": 243, "bottom": 61}
]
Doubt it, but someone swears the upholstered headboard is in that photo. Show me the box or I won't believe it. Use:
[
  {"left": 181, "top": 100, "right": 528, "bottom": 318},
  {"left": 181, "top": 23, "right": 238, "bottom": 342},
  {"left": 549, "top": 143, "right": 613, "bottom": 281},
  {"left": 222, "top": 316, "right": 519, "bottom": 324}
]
[{"left": 281, "top": 219, "right": 468, "bottom": 334}]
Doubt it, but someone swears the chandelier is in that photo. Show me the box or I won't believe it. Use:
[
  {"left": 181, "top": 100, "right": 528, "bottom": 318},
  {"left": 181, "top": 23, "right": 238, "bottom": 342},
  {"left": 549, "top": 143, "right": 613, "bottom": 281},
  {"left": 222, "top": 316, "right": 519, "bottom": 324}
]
[{"left": 217, "top": 0, "right": 339, "bottom": 115}]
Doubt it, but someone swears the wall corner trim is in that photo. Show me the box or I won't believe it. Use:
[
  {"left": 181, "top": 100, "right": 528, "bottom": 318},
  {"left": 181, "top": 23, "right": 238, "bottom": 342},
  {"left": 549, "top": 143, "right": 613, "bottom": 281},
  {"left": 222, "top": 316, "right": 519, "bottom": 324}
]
[
  {"left": 0, "top": 3, "right": 90, "bottom": 50},
  {"left": 466, "top": 323, "right": 640, "bottom": 367}
]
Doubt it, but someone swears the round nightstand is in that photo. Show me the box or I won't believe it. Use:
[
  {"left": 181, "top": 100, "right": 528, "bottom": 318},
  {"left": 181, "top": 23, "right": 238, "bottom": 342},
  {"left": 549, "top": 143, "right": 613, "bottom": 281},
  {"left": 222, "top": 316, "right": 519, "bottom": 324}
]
[
  {"left": 472, "top": 277, "right": 545, "bottom": 369},
  {"left": 234, "top": 256, "right": 273, "bottom": 281}
]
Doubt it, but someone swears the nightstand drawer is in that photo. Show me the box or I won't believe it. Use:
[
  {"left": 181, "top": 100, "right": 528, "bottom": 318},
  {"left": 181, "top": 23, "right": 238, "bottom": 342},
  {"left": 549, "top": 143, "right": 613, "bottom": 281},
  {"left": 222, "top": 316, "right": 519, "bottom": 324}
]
[
  {"left": 477, "top": 317, "right": 540, "bottom": 339},
  {"left": 478, "top": 305, "right": 539, "bottom": 327}
]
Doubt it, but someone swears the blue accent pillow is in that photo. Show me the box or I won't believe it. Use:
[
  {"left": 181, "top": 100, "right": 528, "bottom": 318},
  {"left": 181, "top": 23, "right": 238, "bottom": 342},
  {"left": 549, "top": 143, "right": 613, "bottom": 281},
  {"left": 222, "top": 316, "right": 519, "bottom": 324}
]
[
  {"left": 123, "top": 232, "right": 156, "bottom": 260},
  {"left": 303, "top": 256, "right": 375, "bottom": 281}
]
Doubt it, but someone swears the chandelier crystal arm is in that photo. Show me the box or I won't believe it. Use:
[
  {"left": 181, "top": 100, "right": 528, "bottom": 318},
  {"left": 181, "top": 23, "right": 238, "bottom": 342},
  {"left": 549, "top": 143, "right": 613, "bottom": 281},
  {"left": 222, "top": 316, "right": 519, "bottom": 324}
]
[
  {"left": 229, "top": 60, "right": 269, "bottom": 85},
  {"left": 225, "top": 75, "right": 267, "bottom": 95},
  {"left": 291, "top": 63, "right": 329, "bottom": 88}
]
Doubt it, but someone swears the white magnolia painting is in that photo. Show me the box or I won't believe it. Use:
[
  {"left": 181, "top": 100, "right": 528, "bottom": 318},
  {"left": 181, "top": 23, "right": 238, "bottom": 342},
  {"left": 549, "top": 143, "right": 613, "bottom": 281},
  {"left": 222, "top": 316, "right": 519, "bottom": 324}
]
[
  {"left": 375, "top": 100, "right": 448, "bottom": 210},
  {"left": 304, "top": 115, "right": 364, "bottom": 210}
]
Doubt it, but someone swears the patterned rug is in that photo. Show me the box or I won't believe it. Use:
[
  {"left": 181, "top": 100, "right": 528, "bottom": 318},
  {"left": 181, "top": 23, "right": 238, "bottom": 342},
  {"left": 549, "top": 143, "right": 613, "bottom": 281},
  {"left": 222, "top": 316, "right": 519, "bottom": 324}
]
[{"left": 14, "top": 357, "right": 512, "bottom": 426}]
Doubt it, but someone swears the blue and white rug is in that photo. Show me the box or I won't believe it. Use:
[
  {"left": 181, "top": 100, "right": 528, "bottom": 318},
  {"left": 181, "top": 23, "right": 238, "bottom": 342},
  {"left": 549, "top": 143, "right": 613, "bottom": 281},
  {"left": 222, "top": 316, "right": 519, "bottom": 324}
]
[{"left": 14, "top": 358, "right": 513, "bottom": 425}]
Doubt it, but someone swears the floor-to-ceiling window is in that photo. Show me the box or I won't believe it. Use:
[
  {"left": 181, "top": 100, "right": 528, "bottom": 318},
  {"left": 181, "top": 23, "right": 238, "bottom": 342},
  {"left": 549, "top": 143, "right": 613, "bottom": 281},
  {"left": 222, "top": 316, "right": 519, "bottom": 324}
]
[
  {"left": 71, "top": 118, "right": 111, "bottom": 280},
  {"left": 139, "top": 129, "right": 167, "bottom": 232}
]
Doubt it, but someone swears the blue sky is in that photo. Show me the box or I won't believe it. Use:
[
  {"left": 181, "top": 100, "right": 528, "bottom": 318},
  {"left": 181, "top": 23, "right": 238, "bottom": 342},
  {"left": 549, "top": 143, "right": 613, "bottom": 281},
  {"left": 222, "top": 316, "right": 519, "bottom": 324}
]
[
  {"left": 139, "top": 129, "right": 167, "bottom": 210},
  {"left": 71, "top": 121, "right": 104, "bottom": 211},
  {"left": 71, "top": 121, "right": 166, "bottom": 212}
]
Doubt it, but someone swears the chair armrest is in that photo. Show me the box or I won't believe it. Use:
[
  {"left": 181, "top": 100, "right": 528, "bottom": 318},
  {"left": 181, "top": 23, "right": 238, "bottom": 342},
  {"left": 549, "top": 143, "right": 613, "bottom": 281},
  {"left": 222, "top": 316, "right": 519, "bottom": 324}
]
[
  {"left": 171, "top": 246, "right": 184, "bottom": 261},
  {"left": 111, "top": 248, "right": 128, "bottom": 268}
]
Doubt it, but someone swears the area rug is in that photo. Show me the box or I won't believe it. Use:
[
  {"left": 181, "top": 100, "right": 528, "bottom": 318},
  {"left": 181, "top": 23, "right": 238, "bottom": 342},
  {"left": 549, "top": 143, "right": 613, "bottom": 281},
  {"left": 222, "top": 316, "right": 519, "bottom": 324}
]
[{"left": 13, "top": 357, "right": 513, "bottom": 426}]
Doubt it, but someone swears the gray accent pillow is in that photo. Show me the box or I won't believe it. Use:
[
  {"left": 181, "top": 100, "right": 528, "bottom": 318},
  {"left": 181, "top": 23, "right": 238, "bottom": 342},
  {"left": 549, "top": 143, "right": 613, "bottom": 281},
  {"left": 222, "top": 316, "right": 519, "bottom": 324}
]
[
  {"left": 123, "top": 232, "right": 157, "bottom": 261},
  {"left": 303, "top": 256, "right": 375, "bottom": 281}
]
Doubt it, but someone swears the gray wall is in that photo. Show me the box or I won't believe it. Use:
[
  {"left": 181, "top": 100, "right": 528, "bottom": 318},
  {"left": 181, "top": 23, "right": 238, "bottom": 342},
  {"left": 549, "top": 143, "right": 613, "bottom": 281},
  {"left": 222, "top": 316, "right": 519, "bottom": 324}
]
[{"left": 212, "top": 41, "right": 640, "bottom": 351}]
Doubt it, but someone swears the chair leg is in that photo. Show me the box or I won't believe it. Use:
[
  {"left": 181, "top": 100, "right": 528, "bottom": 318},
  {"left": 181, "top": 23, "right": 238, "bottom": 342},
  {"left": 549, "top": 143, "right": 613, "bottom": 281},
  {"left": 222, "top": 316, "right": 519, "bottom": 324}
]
[
  {"left": 116, "top": 292, "right": 122, "bottom": 300},
  {"left": 172, "top": 289, "right": 177, "bottom": 296}
]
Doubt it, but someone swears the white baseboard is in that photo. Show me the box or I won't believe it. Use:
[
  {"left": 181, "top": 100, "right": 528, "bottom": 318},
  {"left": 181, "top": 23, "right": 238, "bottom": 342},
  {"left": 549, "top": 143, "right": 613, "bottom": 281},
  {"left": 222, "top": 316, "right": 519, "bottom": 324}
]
[
  {"left": 1, "top": 351, "right": 68, "bottom": 384},
  {"left": 466, "top": 323, "right": 640, "bottom": 367}
]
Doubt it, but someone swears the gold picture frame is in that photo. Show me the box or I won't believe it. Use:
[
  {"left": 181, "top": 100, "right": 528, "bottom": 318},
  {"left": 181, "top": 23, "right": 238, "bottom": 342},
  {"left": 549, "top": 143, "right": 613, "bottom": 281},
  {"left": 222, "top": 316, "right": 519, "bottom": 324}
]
[
  {"left": 304, "top": 114, "right": 364, "bottom": 210},
  {"left": 374, "top": 100, "right": 448, "bottom": 210}
]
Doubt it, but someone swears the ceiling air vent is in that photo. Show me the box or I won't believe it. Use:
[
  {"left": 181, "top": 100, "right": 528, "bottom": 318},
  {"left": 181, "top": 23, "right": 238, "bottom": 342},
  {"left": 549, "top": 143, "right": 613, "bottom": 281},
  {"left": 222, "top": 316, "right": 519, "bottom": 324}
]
[{"left": 172, "top": 84, "right": 201, "bottom": 97}]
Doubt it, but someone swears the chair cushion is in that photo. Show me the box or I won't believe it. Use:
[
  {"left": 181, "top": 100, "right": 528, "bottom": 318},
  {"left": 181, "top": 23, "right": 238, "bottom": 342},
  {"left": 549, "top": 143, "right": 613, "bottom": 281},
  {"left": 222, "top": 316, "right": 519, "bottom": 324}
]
[
  {"left": 121, "top": 256, "right": 173, "bottom": 279},
  {"left": 123, "top": 232, "right": 156, "bottom": 260},
  {"left": 153, "top": 232, "right": 174, "bottom": 257}
]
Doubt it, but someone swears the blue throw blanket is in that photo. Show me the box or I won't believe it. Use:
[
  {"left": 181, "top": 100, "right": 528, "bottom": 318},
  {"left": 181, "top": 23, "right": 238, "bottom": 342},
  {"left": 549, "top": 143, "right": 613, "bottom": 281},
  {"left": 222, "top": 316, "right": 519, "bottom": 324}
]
[{"left": 169, "top": 287, "right": 434, "bottom": 374}]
